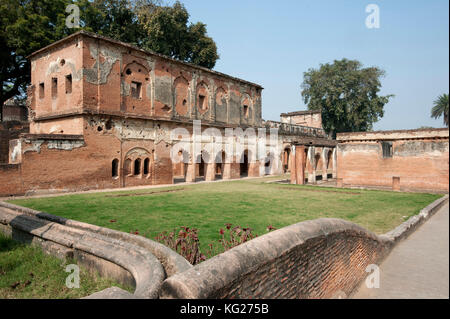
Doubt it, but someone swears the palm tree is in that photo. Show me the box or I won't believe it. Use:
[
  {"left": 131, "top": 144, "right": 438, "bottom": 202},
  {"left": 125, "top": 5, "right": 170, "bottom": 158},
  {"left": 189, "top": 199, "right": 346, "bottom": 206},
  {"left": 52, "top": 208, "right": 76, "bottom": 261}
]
[{"left": 431, "top": 93, "right": 449, "bottom": 127}]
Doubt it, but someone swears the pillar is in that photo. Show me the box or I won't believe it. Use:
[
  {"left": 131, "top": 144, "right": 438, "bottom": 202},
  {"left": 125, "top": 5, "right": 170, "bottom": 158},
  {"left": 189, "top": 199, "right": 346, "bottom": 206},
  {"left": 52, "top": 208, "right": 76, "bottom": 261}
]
[
  {"left": 295, "top": 145, "right": 306, "bottom": 185},
  {"left": 205, "top": 162, "right": 215, "bottom": 181},
  {"left": 308, "top": 146, "right": 316, "bottom": 184},
  {"left": 332, "top": 148, "right": 337, "bottom": 179},
  {"left": 290, "top": 145, "right": 296, "bottom": 184},
  {"left": 322, "top": 147, "right": 328, "bottom": 181}
]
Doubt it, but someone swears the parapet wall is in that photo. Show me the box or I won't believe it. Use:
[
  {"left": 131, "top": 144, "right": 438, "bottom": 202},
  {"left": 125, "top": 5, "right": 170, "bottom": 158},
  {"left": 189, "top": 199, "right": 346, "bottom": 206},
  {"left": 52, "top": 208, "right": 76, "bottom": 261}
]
[
  {"left": 160, "top": 218, "right": 392, "bottom": 299},
  {"left": 0, "top": 201, "right": 192, "bottom": 298}
]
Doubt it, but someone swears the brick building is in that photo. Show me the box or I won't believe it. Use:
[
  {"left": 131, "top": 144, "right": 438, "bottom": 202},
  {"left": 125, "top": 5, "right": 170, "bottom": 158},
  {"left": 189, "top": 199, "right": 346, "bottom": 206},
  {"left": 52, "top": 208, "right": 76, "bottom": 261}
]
[
  {"left": 336, "top": 128, "right": 449, "bottom": 192},
  {"left": 280, "top": 110, "right": 323, "bottom": 129},
  {"left": 0, "top": 31, "right": 333, "bottom": 196}
]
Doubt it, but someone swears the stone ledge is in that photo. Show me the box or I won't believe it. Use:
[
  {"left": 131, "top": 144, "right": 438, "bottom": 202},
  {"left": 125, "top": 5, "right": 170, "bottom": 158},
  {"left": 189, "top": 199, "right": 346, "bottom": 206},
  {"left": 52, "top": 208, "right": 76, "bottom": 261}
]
[
  {"left": 384, "top": 194, "right": 449, "bottom": 243},
  {"left": 82, "top": 287, "right": 138, "bottom": 299},
  {"left": 0, "top": 201, "right": 192, "bottom": 278}
]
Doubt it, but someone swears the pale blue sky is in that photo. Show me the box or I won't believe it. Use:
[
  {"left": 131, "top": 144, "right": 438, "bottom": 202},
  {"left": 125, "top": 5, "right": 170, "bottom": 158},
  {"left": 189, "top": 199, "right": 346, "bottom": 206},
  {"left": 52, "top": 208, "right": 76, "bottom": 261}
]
[{"left": 171, "top": 0, "right": 449, "bottom": 130}]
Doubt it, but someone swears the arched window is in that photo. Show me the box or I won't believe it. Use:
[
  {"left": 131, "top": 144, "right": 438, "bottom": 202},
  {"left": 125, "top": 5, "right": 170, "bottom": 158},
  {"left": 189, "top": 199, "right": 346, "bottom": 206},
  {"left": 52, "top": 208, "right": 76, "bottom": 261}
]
[
  {"left": 112, "top": 159, "right": 119, "bottom": 177},
  {"left": 143, "top": 158, "right": 150, "bottom": 175},
  {"left": 134, "top": 158, "right": 141, "bottom": 175}
]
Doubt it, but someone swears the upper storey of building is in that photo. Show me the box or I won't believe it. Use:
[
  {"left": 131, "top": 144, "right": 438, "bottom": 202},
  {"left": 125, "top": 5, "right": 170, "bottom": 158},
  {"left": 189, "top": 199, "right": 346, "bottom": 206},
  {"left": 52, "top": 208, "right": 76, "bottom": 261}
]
[
  {"left": 280, "top": 110, "right": 323, "bottom": 130},
  {"left": 27, "top": 31, "right": 263, "bottom": 130}
]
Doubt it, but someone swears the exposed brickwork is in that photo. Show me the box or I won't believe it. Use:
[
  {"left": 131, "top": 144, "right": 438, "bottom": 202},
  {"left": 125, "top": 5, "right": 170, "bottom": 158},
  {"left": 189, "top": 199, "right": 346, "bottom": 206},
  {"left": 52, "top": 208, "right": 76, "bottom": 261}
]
[
  {"left": 336, "top": 129, "right": 449, "bottom": 192},
  {"left": 0, "top": 122, "right": 29, "bottom": 163},
  {"left": 160, "top": 218, "right": 391, "bottom": 299}
]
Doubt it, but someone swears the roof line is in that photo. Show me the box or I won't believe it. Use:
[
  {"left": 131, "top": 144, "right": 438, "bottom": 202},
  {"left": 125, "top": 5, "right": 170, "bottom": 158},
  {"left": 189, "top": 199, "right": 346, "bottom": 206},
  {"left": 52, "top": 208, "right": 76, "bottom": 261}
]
[
  {"left": 280, "top": 110, "right": 321, "bottom": 116},
  {"left": 27, "top": 30, "right": 264, "bottom": 89},
  {"left": 336, "top": 127, "right": 449, "bottom": 136}
]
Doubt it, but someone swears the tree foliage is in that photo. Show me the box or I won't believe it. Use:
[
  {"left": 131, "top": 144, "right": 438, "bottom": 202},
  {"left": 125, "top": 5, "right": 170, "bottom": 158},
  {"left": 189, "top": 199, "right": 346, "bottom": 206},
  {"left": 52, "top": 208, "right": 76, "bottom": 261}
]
[
  {"left": 135, "top": 1, "right": 219, "bottom": 69},
  {"left": 0, "top": 0, "right": 219, "bottom": 118},
  {"left": 0, "top": 0, "right": 73, "bottom": 119},
  {"left": 430, "top": 93, "right": 449, "bottom": 127},
  {"left": 301, "top": 59, "right": 393, "bottom": 137}
]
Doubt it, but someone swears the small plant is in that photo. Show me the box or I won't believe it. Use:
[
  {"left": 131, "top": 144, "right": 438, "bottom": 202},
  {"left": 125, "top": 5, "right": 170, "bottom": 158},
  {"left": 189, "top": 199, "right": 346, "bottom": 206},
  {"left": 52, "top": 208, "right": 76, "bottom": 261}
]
[
  {"left": 155, "top": 226, "right": 206, "bottom": 265},
  {"left": 154, "top": 224, "right": 277, "bottom": 265},
  {"left": 218, "top": 223, "right": 258, "bottom": 252}
]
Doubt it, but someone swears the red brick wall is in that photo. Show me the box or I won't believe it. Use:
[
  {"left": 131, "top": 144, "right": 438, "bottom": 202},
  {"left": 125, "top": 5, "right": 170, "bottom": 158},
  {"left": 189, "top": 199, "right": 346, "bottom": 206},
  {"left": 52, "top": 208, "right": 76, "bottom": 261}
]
[
  {"left": 160, "top": 218, "right": 390, "bottom": 299},
  {"left": 337, "top": 138, "right": 449, "bottom": 192},
  {"left": 0, "top": 116, "right": 175, "bottom": 196}
]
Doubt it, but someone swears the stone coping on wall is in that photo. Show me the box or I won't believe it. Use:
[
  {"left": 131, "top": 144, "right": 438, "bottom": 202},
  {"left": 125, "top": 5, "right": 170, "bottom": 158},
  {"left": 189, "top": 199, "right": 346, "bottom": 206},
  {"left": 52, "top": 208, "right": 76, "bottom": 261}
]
[
  {"left": 0, "top": 201, "right": 192, "bottom": 299},
  {"left": 385, "top": 194, "right": 449, "bottom": 243}
]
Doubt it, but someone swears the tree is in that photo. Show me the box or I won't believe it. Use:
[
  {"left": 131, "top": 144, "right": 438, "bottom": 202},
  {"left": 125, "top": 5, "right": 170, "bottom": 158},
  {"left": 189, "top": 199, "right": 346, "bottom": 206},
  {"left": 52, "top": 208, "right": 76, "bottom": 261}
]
[
  {"left": 0, "top": 0, "right": 73, "bottom": 121},
  {"left": 430, "top": 93, "right": 449, "bottom": 127},
  {"left": 135, "top": 1, "right": 219, "bottom": 69},
  {"left": 78, "top": 0, "right": 145, "bottom": 45},
  {"left": 301, "top": 59, "right": 393, "bottom": 138}
]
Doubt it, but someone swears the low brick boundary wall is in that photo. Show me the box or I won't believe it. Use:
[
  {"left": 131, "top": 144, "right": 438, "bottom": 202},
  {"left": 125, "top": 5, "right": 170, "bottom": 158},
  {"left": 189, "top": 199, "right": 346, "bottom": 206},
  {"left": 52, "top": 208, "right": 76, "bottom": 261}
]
[
  {"left": 160, "top": 219, "right": 392, "bottom": 299},
  {"left": 160, "top": 195, "right": 448, "bottom": 299},
  {"left": 0, "top": 201, "right": 192, "bottom": 298}
]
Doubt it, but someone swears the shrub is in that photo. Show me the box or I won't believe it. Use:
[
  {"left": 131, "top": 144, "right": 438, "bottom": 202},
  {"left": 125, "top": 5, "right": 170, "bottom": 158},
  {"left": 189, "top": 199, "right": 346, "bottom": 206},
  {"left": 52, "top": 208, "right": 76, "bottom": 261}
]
[{"left": 154, "top": 224, "right": 277, "bottom": 265}]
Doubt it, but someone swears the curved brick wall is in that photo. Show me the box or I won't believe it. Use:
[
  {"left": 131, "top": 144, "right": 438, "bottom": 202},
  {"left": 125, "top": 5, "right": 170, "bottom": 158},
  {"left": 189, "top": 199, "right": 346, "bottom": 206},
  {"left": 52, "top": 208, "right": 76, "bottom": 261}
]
[
  {"left": 160, "top": 218, "right": 392, "bottom": 299},
  {"left": 0, "top": 201, "right": 191, "bottom": 298}
]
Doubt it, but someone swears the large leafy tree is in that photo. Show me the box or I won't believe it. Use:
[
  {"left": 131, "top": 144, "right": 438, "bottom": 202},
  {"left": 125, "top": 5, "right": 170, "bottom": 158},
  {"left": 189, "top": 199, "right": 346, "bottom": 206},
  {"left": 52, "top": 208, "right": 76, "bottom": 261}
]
[
  {"left": 430, "top": 93, "right": 449, "bottom": 127},
  {"left": 301, "top": 59, "right": 393, "bottom": 138},
  {"left": 0, "top": 0, "right": 73, "bottom": 120},
  {"left": 78, "top": 0, "right": 145, "bottom": 45},
  {"left": 135, "top": 1, "right": 219, "bottom": 69},
  {"left": 0, "top": 0, "right": 219, "bottom": 120}
]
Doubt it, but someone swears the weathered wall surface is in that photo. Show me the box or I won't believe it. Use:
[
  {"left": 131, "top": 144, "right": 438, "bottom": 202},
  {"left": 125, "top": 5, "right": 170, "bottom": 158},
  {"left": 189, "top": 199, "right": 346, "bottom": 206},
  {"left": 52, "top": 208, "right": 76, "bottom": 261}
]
[
  {"left": 280, "top": 111, "right": 323, "bottom": 129},
  {"left": 160, "top": 218, "right": 391, "bottom": 299},
  {"left": 29, "top": 31, "right": 263, "bottom": 132},
  {"left": 336, "top": 129, "right": 449, "bottom": 192},
  {"left": 0, "top": 122, "right": 29, "bottom": 163},
  {"left": 0, "top": 115, "right": 177, "bottom": 196}
]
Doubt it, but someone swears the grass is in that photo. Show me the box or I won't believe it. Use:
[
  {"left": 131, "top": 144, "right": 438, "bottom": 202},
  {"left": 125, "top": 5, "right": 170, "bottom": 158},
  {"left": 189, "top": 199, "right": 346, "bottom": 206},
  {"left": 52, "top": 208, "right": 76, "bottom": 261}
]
[
  {"left": 8, "top": 176, "right": 442, "bottom": 255},
  {"left": 0, "top": 233, "right": 132, "bottom": 299}
]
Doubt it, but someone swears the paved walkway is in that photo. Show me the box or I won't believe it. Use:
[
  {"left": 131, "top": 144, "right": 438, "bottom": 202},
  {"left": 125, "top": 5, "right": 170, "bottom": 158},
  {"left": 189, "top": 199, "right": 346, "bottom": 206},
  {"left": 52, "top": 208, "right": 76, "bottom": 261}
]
[{"left": 353, "top": 202, "right": 449, "bottom": 299}]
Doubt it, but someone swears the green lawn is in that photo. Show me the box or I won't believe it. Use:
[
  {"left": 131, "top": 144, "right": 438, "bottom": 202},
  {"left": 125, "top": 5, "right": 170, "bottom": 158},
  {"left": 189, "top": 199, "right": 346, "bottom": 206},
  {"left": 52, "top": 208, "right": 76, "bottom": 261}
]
[
  {"left": 0, "top": 233, "right": 131, "bottom": 299},
  {"left": 8, "top": 176, "right": 441, "bottom": 255}
]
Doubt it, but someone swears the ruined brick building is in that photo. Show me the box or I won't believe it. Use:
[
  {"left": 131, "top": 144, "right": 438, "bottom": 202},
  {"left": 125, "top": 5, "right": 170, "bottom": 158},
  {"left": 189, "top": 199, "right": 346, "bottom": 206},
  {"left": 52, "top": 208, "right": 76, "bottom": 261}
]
[
  {"left": 1, "top": 31, "right": 446, "bottom": 197},
  {"left": 0, "top": 31, "right": 335, "bottom": 196}
]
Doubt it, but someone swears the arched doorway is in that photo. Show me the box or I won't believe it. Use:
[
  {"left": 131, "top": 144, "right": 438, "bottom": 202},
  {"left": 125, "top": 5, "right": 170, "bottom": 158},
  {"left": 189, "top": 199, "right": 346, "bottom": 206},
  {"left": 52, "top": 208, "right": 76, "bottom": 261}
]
[
  {"left": 196, "top": 151, "right": 209, "bottom": 181},
  {"left": 215, "top": 151, "right": 226, "bottom": 180},
  {"left": 264, "top": 152, "right": 274, "bottom": 175},
  {"left": 173, "top": 149, "right": 189, "bottom": 183},
  {"left": 326, "top": 149, "right": 333, "bottom": 179},
  {"left": 240, "top": 150, "right": 249, "bottom": 177},
  {"left": 283, "top": 147, "right": 290, "bottom": 173}
]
